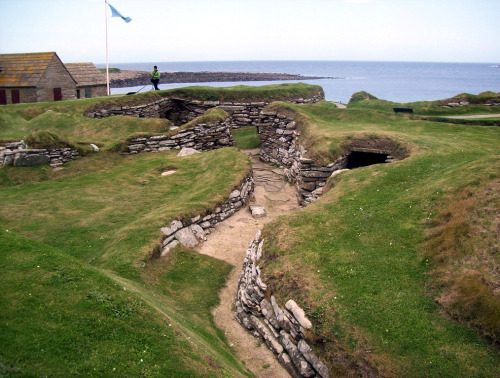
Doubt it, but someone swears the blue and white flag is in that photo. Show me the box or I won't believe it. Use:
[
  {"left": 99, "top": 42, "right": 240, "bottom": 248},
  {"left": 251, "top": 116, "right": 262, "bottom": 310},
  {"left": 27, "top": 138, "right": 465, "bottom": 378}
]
[{"left": 107, "top": 2, "right": 132, "bottom": 23}]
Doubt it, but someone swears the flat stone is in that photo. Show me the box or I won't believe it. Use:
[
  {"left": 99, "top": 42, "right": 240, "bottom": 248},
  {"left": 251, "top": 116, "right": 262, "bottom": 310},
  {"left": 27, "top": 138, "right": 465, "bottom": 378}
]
[
  {"left": 13, "top": 153, "right": 50, "bottom": 167},
  {"left": 161, "top": 170, "right": 177, "bottom": 176},
  {"left": 264, "top": 193, "right": 290, "bottom": 203},
  {"left": 298, "top": 340, "right": 330, "bottom": 378},
  {"left": 285, "top": 299, "right": 312, "bottom": 330},
  {"left": 161, "top": 220, "right": 183, "bottom": 237},
  {"left": 177, "top": 147, "right": 199, "bottom": 157},
  {"left": 250, "top": 205, "right": 267, "bottom": 219}
]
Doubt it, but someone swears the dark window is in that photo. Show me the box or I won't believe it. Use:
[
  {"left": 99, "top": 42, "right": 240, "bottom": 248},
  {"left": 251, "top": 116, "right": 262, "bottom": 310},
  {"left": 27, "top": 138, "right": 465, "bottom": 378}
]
[
  {"left": 0, "top": 89, "right": 6, "bottom": 105},
  {"left": 76, "top": 89, "right": 80, "bottom": 99},
  {"left": 85, "top": 87, "right": 92, "bottom": 98},
  {"left": 53, "top": 87, "right": 62, "bottom": 101},
  {"left": 12, "top": 90, "right": 20, "bottom": 104}
]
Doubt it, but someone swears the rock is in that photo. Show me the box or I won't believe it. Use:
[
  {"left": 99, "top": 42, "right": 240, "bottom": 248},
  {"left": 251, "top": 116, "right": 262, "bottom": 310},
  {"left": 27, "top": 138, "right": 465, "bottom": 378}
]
[
  {"left": 161, "top": 240, "right": 179, "bottom": 257},
  {"left": 177, "top": 147, "right": 200, "bottom": 157},
  {"left": 189, "top": 224, "right": 206, "bottom": 241},
  {"left": 161, "top": 170, "right": 176, "bottom": 176},
  {"left": 285, "top": 299, "right": 313, "bottom": 330},
  {"left": 298, "top": 340, "right": 330, "bottom": 378},
  {"left": 250, "top": 205, "right": 267, "bottom": 219},
  {"left": 174, "top": 227, "right": 198, "bottom": 247},
  {"left": 13, "top": 152, "right": 50, "bottom": 167},
  {"left": 279, "top": 353, "right": 301, "bottom": 378},
  {"left": 280, "top": 331, "right": 315, "bottom": 377},
  {"left": 161, "top": 220, "right": 183, "bottom": 237},
  {"left": 330, "top": 169, "right": 349, "bottom": 178}
]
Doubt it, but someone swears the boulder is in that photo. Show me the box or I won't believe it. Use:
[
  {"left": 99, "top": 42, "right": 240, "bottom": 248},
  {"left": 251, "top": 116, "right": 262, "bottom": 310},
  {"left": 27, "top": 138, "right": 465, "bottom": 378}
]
[
  {"left": 13, "top": 152, "right": 50, "bottom": 167},
  {"left": 250, "top": 205, "right": 267, "bottom": 219},
  {"left": 174, "top": 227, "right": 198, "bottom": 247}
]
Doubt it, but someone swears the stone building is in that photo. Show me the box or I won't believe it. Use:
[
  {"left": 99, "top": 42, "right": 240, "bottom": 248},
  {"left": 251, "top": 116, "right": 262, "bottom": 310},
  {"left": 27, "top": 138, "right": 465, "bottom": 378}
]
[
  {"left": 0, "top": 52, "right": 77, "bottom": 105},
  {"left": 65, "top": 62, "right": 107, "bottom": 99}
]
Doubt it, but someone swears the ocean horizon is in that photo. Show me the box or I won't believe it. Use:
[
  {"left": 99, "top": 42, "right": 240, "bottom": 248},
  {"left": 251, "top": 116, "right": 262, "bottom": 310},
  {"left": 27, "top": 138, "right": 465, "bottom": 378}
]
[{"left": 96, "top": 60, "right": 500, "bottom": 103}]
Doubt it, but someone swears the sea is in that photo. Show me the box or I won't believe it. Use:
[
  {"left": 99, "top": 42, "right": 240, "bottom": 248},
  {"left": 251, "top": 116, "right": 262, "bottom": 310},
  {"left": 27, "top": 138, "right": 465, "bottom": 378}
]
[{"left": 97, "top": 61, "right": 500, "bottom": 104}]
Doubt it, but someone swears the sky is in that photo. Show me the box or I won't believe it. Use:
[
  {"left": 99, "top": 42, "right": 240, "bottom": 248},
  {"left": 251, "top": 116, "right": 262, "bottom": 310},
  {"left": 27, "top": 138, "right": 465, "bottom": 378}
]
[{"left": 1, "top": 0, "right": 499, "bottom": 64}]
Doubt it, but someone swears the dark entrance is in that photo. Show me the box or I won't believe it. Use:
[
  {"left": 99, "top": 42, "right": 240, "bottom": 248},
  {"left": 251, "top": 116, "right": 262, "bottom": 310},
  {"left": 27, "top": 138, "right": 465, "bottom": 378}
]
[{"left": 345, "top": 150, "right": 389, "bottom": 169}]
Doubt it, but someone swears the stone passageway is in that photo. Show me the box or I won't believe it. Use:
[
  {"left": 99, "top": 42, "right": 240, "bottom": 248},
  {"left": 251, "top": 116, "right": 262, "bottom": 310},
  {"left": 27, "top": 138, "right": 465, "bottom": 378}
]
[{"left": 195, "top": 149, "right": 300, "bottom": 378}]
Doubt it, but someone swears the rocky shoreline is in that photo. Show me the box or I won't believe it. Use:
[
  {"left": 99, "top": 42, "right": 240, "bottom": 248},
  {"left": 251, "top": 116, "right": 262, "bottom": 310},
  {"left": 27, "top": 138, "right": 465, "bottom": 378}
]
[{"left": 108, "top": 69, "right": 336, "bottom": 88}]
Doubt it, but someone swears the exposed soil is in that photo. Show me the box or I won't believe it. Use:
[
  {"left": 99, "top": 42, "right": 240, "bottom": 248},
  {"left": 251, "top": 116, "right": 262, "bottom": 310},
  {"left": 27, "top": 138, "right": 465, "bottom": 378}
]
[
  {"left": 195, "top": 149, "right": 300, "bottom": 377},
  {"left": 109, "top": 70, "right": 334, "bottom": 88}
]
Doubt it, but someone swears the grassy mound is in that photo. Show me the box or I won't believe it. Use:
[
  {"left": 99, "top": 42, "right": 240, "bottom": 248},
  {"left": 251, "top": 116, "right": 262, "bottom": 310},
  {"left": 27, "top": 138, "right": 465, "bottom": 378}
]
[
  {"left": 259, "top": 101, "right": 500, "bottom": 376},
  {"left": 0, "top": 102, "right": 172, "bottom": 150},
  {"left": 0, "top": 148, "right": 252, "bottom": 376}
]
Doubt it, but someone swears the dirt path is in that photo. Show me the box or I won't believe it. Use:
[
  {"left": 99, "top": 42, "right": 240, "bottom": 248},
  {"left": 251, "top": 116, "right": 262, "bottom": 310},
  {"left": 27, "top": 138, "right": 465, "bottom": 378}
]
[
  {"left": 443, "top": 113, "right": 500, "bottom": 119},
  {"left": 195, "top": 149, "right": 300, "bottom": 377}
]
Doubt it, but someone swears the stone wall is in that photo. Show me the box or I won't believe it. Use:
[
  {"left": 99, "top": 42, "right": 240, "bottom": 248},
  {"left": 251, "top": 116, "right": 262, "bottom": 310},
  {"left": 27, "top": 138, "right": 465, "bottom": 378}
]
[
  {"left": 0, "top": 140, "right": 79, "bottom": 168},
  {"left": 125, "top": 119, "right": 235, "bottom": 154},
  {"left": 258, "top": 108, "right": 398, "bottom": 205},
  {"left": 257, "top": 109, "right": 340, "bottom": 206},
  {"left": 158, "top": 176, "right": 254, "bottom": 256},
  {"left": 235, "top": 231, "right": 330, "bottom": 378},
  {"left": 85, "top": 93, "right": 324, "bottom": 129}
]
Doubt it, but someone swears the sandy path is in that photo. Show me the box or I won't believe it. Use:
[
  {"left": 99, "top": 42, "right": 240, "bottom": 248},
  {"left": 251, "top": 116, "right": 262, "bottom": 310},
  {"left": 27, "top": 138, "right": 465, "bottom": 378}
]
[{"left": 195, "top": 149, "right": 300, "bottom": 377}]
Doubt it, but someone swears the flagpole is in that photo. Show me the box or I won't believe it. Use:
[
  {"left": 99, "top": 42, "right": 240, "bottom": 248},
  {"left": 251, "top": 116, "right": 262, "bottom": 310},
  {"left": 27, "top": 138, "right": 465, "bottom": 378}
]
[{"left": 105, "top": 0, "right": 110, "bottom": 96}]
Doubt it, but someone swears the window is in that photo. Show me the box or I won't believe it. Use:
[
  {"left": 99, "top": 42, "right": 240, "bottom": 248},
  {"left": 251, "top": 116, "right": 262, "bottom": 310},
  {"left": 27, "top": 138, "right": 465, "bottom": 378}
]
[
  {"left": 53, "top": 87, "right": 62, "bottom": 101},
  {"left": 0, "top": 89, "right": 6, "bottom": 105},
  {"left": 76, "top": 89, "right": 80, "bottom": 99},
  {"left": 85, "top": 87, "right": 92, "bottom": 98},
  {"left": 12, "top": 90, "right": 20, "bottom": 104}
]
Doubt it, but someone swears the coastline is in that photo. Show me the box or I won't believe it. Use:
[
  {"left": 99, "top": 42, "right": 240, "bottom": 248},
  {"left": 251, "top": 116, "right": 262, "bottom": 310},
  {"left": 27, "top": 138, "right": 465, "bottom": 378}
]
[{"left": 108, "top": 69, "right": 336, "bottom": 88}]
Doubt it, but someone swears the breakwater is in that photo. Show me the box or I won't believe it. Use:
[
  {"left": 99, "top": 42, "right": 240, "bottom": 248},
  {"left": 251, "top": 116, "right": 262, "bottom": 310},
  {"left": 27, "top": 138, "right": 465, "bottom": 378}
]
[{"left": 108, "top": 70, "right": 334, "bottom": 88}]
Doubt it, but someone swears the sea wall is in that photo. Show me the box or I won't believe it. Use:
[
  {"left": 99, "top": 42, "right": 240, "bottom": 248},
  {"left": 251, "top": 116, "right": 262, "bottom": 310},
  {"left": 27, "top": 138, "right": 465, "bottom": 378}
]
[
  {"left": 0, "top": 140, "right": 79, "bottom": 168},
  {"left": 158, "top": 176, "right": 254, "bottom": 256},
  {"left": 235, "top": 231, "right": 330, "bottom": 378}
]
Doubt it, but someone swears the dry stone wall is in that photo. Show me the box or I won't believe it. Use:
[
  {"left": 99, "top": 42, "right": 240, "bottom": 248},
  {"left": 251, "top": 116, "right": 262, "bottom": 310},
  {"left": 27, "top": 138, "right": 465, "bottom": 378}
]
[
  {"left": 125, "top": 120, "right": 235, "bottom": 154},
  {"left": 159, "top": 176, "right": 254, "bottom": 256},
  {"left": 85, "top": 94, "right": 324, "bottom": 130},
  {"left": 258, "top": 109, "right": 346, "bottom": 206},
  {"left": 0, "top": 140, "right": 79, "bottom": 168},
  {"left": 235, "top": 231, "right": 330, "bottom": 378}
]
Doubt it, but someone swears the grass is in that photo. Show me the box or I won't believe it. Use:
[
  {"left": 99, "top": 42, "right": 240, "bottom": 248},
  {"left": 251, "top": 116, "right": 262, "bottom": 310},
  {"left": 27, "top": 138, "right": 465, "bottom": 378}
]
[
  {"left": 259, "top": 100, "right": 500, "bottom": 376},
  {"left": 232, "top": 126, "right": 260, "bottom": 149},
  {"left": 0, "top": 103, "right": 172, "bottom": 150},
  {"left": 0, "top": 147, "right": 252, "bottom": 376}
]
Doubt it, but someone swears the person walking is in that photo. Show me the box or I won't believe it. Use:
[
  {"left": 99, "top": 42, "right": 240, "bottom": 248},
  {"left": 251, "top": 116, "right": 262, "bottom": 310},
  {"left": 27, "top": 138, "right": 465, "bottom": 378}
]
[{"left": 151, "top": 66, "right": 160, "bottom": 90}]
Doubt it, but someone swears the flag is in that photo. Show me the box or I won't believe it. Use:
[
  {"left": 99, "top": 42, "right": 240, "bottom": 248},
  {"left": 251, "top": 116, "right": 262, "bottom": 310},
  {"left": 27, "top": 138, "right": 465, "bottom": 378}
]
[{"left": 107, "top": 2, "right": 132, "bottom": 23}]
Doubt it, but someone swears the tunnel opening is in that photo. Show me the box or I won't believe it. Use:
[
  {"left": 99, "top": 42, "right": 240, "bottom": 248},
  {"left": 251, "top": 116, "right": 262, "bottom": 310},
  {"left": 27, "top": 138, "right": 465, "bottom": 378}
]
[{"left": 345, "top": 150, "right": 389, "bottom": 169}]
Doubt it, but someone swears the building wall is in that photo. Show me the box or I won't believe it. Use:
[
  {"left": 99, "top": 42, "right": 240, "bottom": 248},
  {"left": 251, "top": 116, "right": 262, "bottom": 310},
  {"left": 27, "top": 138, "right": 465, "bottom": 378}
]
[
  {"left": 0, "top": 87, "right": 37, "bottom": 105},
  {"left": 36, "top": 56, "right": 76, "bottom": 102}
]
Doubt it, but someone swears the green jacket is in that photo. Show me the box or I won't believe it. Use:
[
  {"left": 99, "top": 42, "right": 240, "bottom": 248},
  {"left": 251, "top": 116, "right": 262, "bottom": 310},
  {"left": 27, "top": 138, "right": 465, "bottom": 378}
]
[{"left": 151, "top": 70, "right": 160, "bottom": 80}]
